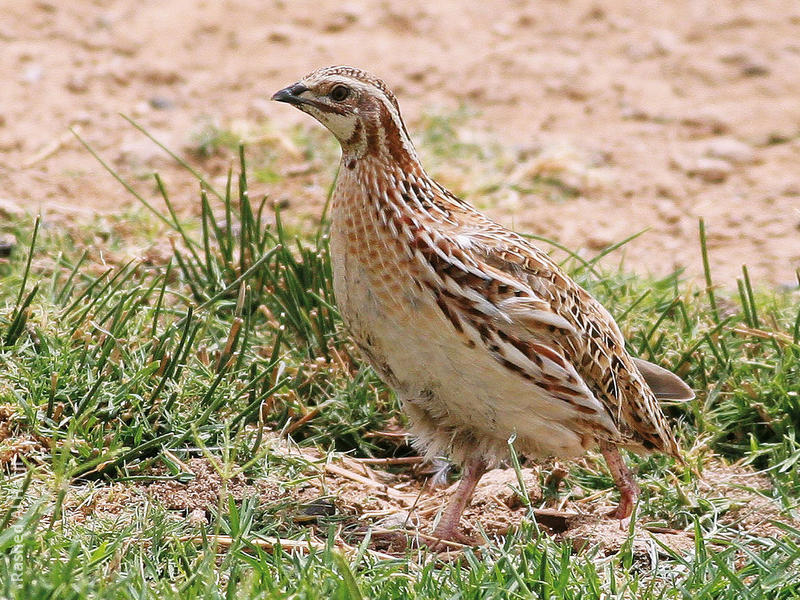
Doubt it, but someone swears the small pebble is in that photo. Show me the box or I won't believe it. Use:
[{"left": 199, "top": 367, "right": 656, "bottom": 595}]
[
  {"left": 741, "top": 62, "right": 770, "bottom": 77},
  {"left": 22, "top": 64, "right": 43, "bottom": 83},
  {"left": 131, "top": 101, "right": 150, "bottom": 116},
  {"left": 0, "top": 237, "right": 15, "bottom": 258},
  {"left": 585, "top": 235, "right": 614, "bottom": 250},
  {"left": 687, "top": 158, "right": 732, "bottom": 183},
  {"left": 267, "top": 26, "right": 293, "bottom": 43},
  {"left": 0, "top": 198, "right": 24, "bottom": 217},
  {"left": 620, "top": 103, "right": 650, "bottom": 121},
  {"left": 704, "top": 137, "right": 755, "bottom": 164},
  {"left": 375, "top": 511, "right": 418, "bottom": 529},
  {"left": 66, "top": 74, "right": 88, "bottom": 93},
  {"left": 70, "top": 111, "right": 92, "bottom": 125},
  {"left": 117, "top": 136, "right": 173, "bottom": 166},
  {"left": 323, "top": 9, "right": 358, "bottom": 33},
  {"left": 300, "top": 499, "right": 336, "bottom": 518},
  {"left": 188, "top": 508, "right": 208, "bottom": 526},
  {"left": 654, "top": 199, "right": 682, "bottom": 224},
  {"left": 492, "top": 22, "right": 512, "bottom": 37},
  {"left": 651, "top": 29, "right": 680, "bottom": 55},
  {"left": 149, "top": 96, "right": 173, "bottom": 110},
  {"left": 781, "top": 181, "right": 800, "bottom": 196},
  {"left": 680, "top": 112, "right": 730, "bottom": 137},
  {"left": 777, "top": 280, "right": 800, "bottom": 292}
]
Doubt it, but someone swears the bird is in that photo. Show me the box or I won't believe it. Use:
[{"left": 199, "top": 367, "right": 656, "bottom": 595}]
[{"left": 272, "top": 66, "right": 694, "bottom": 545}]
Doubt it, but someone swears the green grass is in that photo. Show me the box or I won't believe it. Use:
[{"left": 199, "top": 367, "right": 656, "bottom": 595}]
[{"left": 0, "top": 127, "right": 798, "bottom": 598}]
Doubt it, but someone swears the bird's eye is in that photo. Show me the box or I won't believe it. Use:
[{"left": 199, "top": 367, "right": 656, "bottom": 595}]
[{"left": 330, "top": 85, "right": 350, "bottom": 102}]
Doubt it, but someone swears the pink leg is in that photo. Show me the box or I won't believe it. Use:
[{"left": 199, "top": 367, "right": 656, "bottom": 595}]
[
  {"left": 600, "top": 443, "right": 640, "bottom": 520},
  {"left": 430, "top": 457, "right": 487, "bottom": 545}
]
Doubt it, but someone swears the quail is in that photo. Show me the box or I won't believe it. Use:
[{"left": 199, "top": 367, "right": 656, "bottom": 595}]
[{"left": 273, "top": 66, "right": 694, "bottom": 543}]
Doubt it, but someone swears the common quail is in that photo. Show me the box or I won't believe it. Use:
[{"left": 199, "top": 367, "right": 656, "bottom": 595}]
[{"left": 273, "top": 66, "right": 694, "bottom": 543}]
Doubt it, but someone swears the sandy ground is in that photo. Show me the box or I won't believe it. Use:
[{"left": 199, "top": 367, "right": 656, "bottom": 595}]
[{"left": 2, "top": 0, "right": 800, "bottom": 287}]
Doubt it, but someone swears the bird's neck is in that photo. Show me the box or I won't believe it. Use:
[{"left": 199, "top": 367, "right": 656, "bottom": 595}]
[
  {"left": 338, "top": 124, "right": 430, "bottom": 214},
  {"left": 340, "top": 146, "right": 426, "bottom": 180},
  {"left": 334, "top": 149, "right": 468, "bottom": 231},
  {"left": 340, "top": 101, "right": 421, "bottom": 168}
]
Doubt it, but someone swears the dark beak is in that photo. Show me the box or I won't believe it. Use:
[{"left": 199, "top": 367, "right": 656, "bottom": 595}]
[{"left": 271, "top": 83, "right": 310, "bottom": 105}]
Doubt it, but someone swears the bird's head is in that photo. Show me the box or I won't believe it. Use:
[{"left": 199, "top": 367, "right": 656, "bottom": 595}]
[{"left": 272, "top": 66, "right": 417, "bottom": 164}]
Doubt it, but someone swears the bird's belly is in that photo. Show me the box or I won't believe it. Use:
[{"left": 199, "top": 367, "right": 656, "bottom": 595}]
[
  {"left": 404, "top": 326, "right": 589, "bottom": 459},
  {"left": 330, "top": 239, "right": 587, "bottom": 460}
]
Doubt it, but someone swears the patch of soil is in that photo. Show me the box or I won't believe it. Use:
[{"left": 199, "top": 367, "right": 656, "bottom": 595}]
[
  {"left": 147, "top": 458, "right": 262, "bottom": 512},
  {"left": 127, "top": 449, "right": 798, "bottom": 559},
  {"left": 3, "top": 1, "right": 800, "bottom": 286}
]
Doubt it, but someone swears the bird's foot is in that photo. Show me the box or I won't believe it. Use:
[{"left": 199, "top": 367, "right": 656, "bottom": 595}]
[
  {"left": 600, "top": 443, "right": 640, "bottom": 522},
  {"left": 369, "top": 524, "right": 479, "bottom": 553},
  {"left": 427, "top": 524, "right": 480, "bottom": 551},
  {"left": 424, "top": 457, "right": 487, "bottom": 551},
  {"left": 605, "top": 488, "right": 636, "bottom": 520}
]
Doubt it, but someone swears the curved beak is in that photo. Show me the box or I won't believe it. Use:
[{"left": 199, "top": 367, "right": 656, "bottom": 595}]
[{"left": 271, "top": 83, "right": 310, "bottom": 105}]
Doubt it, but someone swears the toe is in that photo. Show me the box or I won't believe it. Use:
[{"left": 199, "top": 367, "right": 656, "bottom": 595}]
[{"left": 428, "top": 526, "right": 480, "bottom": 550}]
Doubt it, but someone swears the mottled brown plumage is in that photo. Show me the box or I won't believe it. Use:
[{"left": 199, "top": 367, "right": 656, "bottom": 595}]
[{"left": 273, "top": 66, "right": 694, "bottom": 543}]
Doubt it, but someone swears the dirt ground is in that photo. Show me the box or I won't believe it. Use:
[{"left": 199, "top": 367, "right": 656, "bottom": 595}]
[
  {"left": 63, "top": 452, "right": 797, "bottom": 560},
  {"left": 2, "top": 0, "right": 800, "bottom": 287}
]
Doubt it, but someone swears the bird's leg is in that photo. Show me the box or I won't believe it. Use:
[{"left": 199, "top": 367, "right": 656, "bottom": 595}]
[
  {"left": 600, "top": 443, "right": 639, "bottom": 520},
  {"left": 430, "top": 457, "right": 487, "bottom": 545}
]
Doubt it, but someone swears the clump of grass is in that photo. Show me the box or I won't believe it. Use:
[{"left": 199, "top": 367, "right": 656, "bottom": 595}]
[
  {"left": 79, "top": 122, "right": 341, "bottom": 360},
  {"left": 0, "top": 242, "right": 285, "bottom": 480}
]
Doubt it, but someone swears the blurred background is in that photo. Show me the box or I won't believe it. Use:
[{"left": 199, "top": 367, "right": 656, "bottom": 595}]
[{"left": 3, "top": 0, "right": 799, "bottom": 286}]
